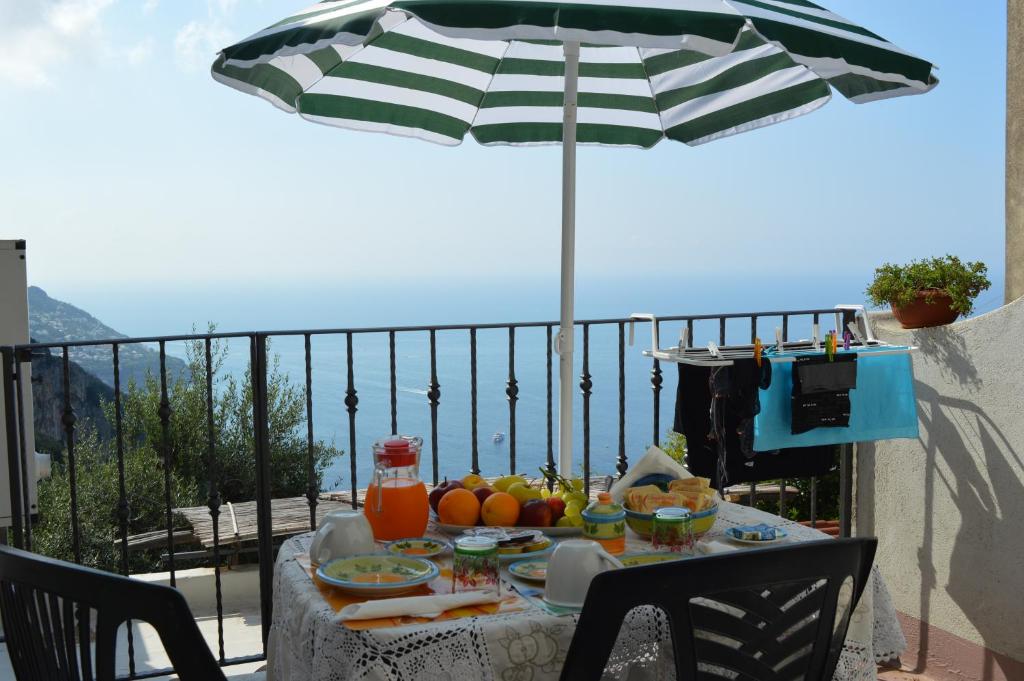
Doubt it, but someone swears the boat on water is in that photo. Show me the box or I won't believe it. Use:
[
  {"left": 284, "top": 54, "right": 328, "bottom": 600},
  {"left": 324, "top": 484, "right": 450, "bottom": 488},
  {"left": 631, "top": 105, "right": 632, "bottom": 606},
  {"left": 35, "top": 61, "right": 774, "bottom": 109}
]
[{"left": 492, "top": 432, "right": 505, "bottom": 443}]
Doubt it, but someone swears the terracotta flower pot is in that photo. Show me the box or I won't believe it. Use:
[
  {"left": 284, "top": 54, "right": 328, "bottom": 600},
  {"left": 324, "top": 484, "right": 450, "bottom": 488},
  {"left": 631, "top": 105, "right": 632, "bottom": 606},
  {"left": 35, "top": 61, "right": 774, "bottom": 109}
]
[{"left": 891, "top": 290, "right": 960, "bottom": 329}]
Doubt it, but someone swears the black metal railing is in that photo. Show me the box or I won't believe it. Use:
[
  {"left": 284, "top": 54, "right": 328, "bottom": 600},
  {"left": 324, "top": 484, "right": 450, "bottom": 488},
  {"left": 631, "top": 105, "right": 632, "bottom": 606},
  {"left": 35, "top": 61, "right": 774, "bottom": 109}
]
[{"left": 0, "top": 306, "right": 853, "bottom": 678}]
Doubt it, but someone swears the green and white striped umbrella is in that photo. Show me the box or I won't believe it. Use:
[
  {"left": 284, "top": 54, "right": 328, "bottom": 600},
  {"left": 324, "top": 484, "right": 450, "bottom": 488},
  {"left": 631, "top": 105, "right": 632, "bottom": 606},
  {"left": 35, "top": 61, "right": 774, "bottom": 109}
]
[
  {"left": 213, "top": 0, "right": 936, "bottom": 147},
  {"left": 212, "top": 0, "right": 936, "bottom": 471}
]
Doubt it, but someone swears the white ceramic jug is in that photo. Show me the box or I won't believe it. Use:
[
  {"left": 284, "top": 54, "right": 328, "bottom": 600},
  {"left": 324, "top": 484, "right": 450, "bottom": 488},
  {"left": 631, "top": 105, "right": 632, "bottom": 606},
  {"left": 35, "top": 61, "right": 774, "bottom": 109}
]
[
  {"left": 544, "top": 539, "right": 624, "bottom": 608},
  {"left": 308, "top": 510, "right": 376, "bottom": 566}
]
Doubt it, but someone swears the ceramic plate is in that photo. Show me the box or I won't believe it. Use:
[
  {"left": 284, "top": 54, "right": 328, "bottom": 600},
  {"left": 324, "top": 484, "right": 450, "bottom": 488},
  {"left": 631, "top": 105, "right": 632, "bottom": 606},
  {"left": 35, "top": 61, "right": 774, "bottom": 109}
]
[
  {"left": 498, "top": 540, "right": 554, "bottom": 563},
  {"left": 385, "top": 537, "right": 450, "bottom": 558},
  {"left": 619, "top": 552, "right": 687, "bottom": 567},
  {"left": 508, "top": 559, "right": 548, "bottom": 583},
  {"left": 316, "top": 554, "right": 439, "bottom": 597},
  {"left": 724, "top": 527, "right": 789, "bottom": 545}
]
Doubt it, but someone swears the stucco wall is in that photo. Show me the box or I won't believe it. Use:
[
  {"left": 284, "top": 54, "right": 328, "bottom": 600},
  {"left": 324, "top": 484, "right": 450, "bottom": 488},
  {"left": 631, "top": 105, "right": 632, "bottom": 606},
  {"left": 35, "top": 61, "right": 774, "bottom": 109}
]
[
  {"left": 1008, "top": 0, "right": 1024, "bottom": 303},
  {"left": 855, "top": 297, "right": 1024, "bottom": 676}
]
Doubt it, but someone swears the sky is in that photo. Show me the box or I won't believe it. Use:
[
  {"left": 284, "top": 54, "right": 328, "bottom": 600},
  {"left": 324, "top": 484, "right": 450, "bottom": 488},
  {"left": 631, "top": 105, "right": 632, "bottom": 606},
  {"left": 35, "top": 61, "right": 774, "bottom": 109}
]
[{"left": 0, "top": 1, "right": 1009, "bottom": 329}]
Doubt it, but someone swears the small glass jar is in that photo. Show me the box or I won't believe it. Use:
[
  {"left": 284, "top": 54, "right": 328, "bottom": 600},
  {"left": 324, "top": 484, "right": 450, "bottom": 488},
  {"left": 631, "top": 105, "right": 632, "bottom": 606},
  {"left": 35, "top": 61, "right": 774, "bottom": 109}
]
[
  {"left": 651, "top": 507, "right": 693, "bottom": 553},
  {"left": 452, "top": 536, "right": 500, "bottom": 596}
]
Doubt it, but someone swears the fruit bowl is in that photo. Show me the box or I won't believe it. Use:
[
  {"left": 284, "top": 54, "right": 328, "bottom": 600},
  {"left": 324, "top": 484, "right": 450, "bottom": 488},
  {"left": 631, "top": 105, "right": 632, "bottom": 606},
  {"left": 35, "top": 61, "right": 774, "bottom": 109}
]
[{"left": 623, "top": 501, "right": 719, "bottom": 540}]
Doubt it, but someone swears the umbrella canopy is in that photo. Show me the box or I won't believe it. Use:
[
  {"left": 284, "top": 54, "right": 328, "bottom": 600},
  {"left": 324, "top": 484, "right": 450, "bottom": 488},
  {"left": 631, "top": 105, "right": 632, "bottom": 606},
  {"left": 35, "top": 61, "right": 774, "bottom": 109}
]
[{"left": 213, "top": 0, "right": 936, "bottom": 474}]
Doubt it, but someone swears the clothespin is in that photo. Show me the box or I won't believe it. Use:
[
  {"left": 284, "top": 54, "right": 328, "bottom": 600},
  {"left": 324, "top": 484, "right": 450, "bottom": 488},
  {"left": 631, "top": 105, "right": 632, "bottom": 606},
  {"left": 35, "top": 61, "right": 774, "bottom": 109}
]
[
  {"left": 754, "top": 337, "right": 763, "bottom": 367},
  {"left": 775, "top": 327, "right": 784, "bottom": 352},
  {"left": 846, "top": 321, "right": 865, "bottom": 346},
  {"left": 826, "top": 330, "right": 837, "bottom": 362},
  {"left": 812, "top": 323, "right": 821, "bottom": 352},
  {"left": 707, "top": 341, "right": 720, "bottom": 358},
  {"left": 679, "top": 327, "right": 689, "bottom": 352},
  {"left": 843, "top": 328, "right": 852, "bottom": 351}
]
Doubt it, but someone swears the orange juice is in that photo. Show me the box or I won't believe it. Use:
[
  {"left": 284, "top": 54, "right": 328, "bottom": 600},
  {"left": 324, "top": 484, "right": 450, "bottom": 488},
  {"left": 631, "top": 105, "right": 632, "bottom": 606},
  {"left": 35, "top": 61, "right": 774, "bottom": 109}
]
[{"left": 364, "top": 477, "right": 429, "bottom": 541}]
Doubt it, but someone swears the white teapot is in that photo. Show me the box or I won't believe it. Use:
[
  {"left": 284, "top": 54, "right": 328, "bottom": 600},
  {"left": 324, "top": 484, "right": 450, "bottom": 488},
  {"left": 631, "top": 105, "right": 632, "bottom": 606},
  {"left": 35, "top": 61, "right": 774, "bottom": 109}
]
[{"left": 309, "top": 510, "right": 376, "bottom": 566}]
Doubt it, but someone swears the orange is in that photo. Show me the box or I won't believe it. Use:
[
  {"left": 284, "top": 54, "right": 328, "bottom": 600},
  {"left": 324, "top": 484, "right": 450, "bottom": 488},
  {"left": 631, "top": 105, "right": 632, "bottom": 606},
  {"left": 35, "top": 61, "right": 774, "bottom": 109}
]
[
  {"left": 481, "top": 492, "right": 520, "bottom": 527},
  {"left": 437, "top": 488, "right": 481, "bottom": 526}
]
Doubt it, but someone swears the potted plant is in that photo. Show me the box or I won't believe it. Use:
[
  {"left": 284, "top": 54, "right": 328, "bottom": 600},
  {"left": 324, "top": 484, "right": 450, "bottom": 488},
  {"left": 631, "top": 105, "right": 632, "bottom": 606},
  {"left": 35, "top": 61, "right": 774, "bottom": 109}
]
[{"left": 866, "top": 255, "right": 991, "bottom": 329}]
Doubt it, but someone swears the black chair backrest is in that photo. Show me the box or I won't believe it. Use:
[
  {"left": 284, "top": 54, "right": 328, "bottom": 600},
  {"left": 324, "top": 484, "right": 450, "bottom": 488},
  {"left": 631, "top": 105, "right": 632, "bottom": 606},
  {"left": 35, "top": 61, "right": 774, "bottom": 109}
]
[
  {"left": 0, "top": 544, "right": 226, "bottom": 681},
  {"left": 562, "top": 537, "right": 877, "bottom": 681}
]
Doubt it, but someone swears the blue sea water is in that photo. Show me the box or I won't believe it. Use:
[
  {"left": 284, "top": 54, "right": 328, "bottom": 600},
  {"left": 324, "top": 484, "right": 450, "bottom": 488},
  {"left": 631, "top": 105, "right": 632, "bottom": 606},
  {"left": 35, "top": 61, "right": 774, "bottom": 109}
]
[{"left": 62, "top": 272, "right": 1005, "bottom": 490}]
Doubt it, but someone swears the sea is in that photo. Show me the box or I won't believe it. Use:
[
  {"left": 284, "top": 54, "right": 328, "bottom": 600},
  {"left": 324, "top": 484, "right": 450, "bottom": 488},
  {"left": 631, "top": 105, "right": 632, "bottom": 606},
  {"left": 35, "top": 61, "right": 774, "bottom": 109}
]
[{"left": 65, "top": 272, "right": 1005, "bottom": 490}]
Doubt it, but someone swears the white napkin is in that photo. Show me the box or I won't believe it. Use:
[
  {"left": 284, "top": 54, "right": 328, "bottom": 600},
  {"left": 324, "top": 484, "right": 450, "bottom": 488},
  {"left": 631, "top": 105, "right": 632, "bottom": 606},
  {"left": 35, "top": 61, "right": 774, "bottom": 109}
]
[
  {"left": 336, "top": 591, "right": 501, "bottom": 621},
  {"left": 695, "top": 538, "right": 737, "bottom": 556},
  {"left": 609, "top": 446, "right": 693, "bottom": 503}
]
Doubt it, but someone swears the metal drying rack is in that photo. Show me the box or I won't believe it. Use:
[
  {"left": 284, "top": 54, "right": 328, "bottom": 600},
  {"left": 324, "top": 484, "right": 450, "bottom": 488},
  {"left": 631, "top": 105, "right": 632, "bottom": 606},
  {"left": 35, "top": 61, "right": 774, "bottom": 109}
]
[{"left": 627, "top": 305, "right": 916, "bottom": 366}]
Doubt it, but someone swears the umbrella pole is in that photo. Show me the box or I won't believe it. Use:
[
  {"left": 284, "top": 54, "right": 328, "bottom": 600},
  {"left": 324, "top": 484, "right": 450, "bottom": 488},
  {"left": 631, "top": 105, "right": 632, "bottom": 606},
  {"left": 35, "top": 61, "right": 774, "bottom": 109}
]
[{"left": 557, "top": 41, "right": 580, "bottom": 476}]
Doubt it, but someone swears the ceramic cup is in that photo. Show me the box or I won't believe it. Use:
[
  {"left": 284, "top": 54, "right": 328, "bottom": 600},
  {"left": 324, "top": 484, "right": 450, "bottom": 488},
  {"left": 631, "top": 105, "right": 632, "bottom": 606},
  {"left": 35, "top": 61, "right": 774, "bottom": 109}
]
[
  {"left": 309, "top": 510, "right": 376, "bottom": 566},
  {"left": 544, "top": 539, "right": 624, "bottom": 608}
]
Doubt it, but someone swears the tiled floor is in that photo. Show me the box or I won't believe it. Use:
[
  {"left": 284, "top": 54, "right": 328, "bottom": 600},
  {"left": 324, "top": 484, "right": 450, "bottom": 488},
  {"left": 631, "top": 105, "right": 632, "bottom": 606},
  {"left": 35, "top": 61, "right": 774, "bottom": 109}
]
[{"left": 878, "top": 667, "right": 937, "bottom": 681}]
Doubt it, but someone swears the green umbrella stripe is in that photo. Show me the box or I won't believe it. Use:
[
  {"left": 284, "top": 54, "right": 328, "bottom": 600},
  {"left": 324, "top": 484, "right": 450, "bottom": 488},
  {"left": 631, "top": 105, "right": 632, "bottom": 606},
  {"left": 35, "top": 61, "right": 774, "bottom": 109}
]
[
  {"left": 212, "top": 58, "right": 305, "bottom": 111},
  {"left": 732, "top": 0, "right": 884, "bottom": 41},
  {"left": 660, "top": 64, "right": 826, "bottom": 133},
  {"left": 299, "top": 93, "right": 469, "bottom": 141},
  {"left": 654, "top": 51, "right": 805, "bottom": 111},
  {"left": 391, "top": 1, "right": 746, "bottom": 42},
  {"left": 666, "top": 77, "right": 830, "bottom": 144},
  {"left": 749, "top": 18, "right": 933, "bottom": 86},
  {"left": 369, "top": 31, "right": 504, "bottom": 72},
  {"left": 480, "top": 91, "right": 658, "bottom": 113},
  {"left": 326, "top": 63, "right": 486, "bottom": 106},
  {"left": 472, "top": 121, "right": 662, "bottom": 147},
  {"left": 304, "top": 77, "right": 480, "bottom": 122}
]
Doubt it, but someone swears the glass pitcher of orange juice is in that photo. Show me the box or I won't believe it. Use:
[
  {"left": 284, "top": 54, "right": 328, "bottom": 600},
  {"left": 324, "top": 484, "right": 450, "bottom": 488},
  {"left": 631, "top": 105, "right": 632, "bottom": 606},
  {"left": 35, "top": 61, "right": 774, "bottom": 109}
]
[{"left": 364, "top": 435, "right": 429, "bottom": 541}]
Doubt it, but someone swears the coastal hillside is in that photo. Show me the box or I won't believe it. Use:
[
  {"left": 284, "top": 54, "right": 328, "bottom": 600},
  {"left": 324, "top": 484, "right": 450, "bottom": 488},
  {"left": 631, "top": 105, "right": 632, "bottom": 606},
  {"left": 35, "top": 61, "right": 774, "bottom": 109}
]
[{"left": 28, "top": 286, "right": 187, "bottom": 387}]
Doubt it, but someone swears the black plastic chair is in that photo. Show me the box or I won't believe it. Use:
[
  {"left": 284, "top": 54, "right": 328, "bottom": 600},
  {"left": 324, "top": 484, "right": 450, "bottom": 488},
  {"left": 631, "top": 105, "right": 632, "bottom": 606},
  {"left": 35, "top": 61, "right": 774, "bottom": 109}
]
[
  {"left": 0, "top": 543, "right": 228, "bottom": 681},
  {"left": 561, "top": 537, "right": 877, "bottom": 681}
]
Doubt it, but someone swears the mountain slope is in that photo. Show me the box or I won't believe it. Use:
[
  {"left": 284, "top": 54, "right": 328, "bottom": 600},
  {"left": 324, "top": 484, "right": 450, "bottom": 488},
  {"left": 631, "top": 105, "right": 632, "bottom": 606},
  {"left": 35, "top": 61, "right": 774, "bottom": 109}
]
[{"left": 28, "top": 286, "right": 187, "bottom": 387}]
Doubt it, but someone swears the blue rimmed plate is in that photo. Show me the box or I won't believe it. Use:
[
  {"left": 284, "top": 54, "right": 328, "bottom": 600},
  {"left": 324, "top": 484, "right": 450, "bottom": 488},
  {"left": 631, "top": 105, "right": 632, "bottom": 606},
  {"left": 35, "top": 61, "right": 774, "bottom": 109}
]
[
  {"left": 385, "top": 537, "right": 450, "bottom": 559},
  {"left": 508, "top": 558, "right": 548, "bottom": 583},
  {"left": 316, "top": 554, "right": 439, "bottom": 597},
  {"left": 724, "top": 526, "right": 789, "bottom": 545}
]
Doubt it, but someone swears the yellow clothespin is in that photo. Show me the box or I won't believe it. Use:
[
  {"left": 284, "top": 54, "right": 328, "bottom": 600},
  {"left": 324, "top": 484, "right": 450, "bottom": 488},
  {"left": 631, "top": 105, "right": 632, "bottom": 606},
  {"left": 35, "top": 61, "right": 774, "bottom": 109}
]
[{"left": 754, "top": 337, "right": 763, "bottom": 367}]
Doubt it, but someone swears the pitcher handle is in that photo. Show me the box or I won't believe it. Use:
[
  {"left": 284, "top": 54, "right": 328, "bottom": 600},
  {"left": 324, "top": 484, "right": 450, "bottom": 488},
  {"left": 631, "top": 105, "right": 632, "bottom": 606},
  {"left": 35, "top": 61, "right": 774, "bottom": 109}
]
[{"left": 372, "top": 462, "right": 387, "bottom": 514}]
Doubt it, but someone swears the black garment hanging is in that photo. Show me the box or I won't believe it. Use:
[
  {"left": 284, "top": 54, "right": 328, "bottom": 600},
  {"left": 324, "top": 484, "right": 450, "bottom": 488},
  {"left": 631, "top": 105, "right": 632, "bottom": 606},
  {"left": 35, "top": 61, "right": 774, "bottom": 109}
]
[
  {"left": 674, "top": 361, "right": 836, "bottom": 489},
  {"left": 791, "top": 354, "right": 857, "bottom": 434}
]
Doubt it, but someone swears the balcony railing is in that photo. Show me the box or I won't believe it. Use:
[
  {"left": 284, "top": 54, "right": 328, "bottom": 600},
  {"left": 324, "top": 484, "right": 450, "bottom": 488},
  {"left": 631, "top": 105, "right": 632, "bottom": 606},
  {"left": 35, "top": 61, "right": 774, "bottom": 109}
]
[{"left": 0, "top": 306, "right": 853, "bottom": 678}]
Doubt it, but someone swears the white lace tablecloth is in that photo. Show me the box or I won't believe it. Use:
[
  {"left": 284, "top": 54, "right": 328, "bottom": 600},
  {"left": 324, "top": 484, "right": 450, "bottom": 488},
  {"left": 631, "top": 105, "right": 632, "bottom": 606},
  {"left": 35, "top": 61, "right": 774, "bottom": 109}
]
[{"left": 267, "top": 502, "right": 905, "bottom": 681}]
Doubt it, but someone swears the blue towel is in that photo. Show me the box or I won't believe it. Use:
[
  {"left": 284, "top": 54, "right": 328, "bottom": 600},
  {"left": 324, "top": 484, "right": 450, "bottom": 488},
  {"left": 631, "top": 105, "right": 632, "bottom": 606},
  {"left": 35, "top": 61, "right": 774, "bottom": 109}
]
[{"left": 754, "top": 347, "right": 919, "bottom": 450}]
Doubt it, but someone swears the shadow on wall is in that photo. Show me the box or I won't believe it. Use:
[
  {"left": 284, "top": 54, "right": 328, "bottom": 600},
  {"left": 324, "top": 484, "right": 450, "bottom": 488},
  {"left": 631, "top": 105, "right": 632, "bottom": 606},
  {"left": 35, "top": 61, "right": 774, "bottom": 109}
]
[{"left": 862, "top": 317, "right": 1023, "bottom": 681}]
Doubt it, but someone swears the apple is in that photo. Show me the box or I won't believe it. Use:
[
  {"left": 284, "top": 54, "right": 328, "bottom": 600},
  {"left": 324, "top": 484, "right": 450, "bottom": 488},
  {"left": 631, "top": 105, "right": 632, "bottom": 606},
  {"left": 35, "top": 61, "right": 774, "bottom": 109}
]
[
  {"left": 429, "top": 479, "right": 463, "bottom": 513},
  {"left": 545, "top": 496, "right": 566, "bottom": 523},
  {"left": 519, "top": 499, "right": 553, "bottom": 527},
  {"left": 473, "top": 486, "right": 495, "bottom": 505}
]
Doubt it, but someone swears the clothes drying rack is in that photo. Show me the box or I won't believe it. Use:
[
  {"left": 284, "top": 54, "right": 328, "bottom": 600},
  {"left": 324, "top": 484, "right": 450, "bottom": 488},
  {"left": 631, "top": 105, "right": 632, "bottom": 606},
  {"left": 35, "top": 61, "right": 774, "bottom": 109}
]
[
  {"left": 625, "top": 304, "right": 917, "bottom": 513},
  {"left": 627, "top": 305, "right": 916, "bottom": 366}
]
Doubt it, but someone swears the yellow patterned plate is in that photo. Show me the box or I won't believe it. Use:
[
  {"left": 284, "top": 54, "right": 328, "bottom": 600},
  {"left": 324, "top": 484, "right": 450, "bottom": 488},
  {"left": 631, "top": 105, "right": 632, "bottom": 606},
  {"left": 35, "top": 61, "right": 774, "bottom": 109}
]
[
  {"left": 316, "top": 554, "right": 439, "bottom": 597},
  {"left": 619, "top": 553, "right": 687, "bottom": 568}
]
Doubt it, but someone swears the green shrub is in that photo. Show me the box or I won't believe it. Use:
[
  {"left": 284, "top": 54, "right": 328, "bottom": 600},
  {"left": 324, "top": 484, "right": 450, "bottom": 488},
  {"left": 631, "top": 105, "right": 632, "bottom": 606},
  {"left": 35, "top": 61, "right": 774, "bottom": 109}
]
[
  {"left": 866, "top": 255, "right": 990, "bottom": 316},
  {"left": 33, "top": 336, "right": 342, "bottom": 572}
]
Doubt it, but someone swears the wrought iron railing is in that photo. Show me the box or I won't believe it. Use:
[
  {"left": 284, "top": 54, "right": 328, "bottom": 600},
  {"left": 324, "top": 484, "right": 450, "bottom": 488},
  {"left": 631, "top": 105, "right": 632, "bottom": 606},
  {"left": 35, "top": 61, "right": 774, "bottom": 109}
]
[{"left": 0, "top": 307, "right": 853, "bottom": 678}]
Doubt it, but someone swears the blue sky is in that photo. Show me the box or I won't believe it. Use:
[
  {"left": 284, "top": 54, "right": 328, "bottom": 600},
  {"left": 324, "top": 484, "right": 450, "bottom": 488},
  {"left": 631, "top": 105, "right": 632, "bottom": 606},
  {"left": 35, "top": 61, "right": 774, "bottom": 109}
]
[{"left": 0, "top": 1, "right": 1008, "bottom": 321}]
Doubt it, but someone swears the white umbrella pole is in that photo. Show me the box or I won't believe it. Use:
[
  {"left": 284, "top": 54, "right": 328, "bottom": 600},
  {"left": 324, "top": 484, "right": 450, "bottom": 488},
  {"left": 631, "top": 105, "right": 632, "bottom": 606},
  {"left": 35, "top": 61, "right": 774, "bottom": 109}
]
[{"left": 557, "top": 41, "right": 580, "bottom": 476}]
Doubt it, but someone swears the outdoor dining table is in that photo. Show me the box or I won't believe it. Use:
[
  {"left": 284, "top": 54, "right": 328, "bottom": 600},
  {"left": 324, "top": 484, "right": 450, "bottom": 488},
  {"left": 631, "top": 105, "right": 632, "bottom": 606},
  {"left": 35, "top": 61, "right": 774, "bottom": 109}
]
[{"left": 266, "top": 501, "right": 905, "bottom": 681}]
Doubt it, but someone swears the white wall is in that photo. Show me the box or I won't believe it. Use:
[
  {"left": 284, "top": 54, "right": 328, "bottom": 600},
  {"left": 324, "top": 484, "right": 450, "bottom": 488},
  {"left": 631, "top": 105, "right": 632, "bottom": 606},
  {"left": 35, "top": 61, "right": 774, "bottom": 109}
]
[{"left": 855, "top": 298, "right": 1024, "bottom": 666}]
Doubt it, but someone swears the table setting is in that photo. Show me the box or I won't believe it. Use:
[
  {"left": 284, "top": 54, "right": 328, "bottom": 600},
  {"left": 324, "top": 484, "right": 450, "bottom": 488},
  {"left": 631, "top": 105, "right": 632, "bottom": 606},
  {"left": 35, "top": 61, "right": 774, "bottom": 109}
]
[{"left": 266, "top": 437, "right": 905, "bottom": 681}]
